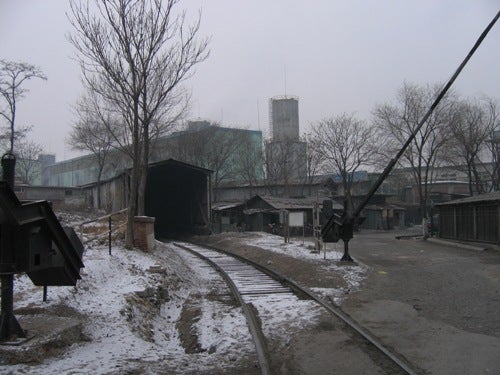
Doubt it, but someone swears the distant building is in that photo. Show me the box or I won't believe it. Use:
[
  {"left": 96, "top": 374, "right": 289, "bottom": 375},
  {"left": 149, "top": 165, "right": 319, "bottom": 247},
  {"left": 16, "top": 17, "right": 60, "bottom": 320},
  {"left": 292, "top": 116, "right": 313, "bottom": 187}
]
[
  {"left": 269, "top": 96, "right": 299, "bottom": 141},
  {"left": 39, "top": 154, "right": 56, "bottom": 185},
  {"left": 43, "top": 121, "right": 263, "bottom": 187},
  {"left": 13, "top": 153, "right": 56, "bottom": 186},
  {"left": 266, "top": 96, "right": 307, "bottom": 181}
]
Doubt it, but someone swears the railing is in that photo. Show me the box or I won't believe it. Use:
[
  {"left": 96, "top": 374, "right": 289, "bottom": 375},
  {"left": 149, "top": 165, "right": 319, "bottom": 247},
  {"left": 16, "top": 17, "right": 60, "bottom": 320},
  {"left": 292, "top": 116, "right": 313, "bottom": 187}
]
[{"left": 78, "top": 208, "right": 128, "bottom": 255}]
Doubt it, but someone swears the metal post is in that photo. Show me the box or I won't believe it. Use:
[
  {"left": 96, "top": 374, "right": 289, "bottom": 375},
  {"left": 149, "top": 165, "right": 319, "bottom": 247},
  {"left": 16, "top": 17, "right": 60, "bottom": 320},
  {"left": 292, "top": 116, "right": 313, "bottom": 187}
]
[
  {"left": 302, "top": 224, "right": 305, "bottom": 246},
  {"left": 341, "top": 239, "right": 353, "bottom": 262},
  {"left": 0, "top": 153, "right": 26, "bottom": 340},
  {"left": 430, "top": 202, "right": 434, "bottom": 237},
  {"left": 2, "top": 153, "right": 16, "bottom": 188},
  {"left": 43, "top": 286, "right": 47, "bottom": 302},
  {"left": 0, "top": 274, "right": 26, "bottom": 339}
]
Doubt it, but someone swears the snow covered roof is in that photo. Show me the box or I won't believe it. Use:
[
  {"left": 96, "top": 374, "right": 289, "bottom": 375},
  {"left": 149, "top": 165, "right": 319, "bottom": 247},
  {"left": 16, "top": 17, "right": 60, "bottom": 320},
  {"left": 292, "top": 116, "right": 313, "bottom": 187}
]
[
  {"left": 212, "top": 201, "right": 245, "bottom": 211},
  {"left": 364, "top": 203, "right": 406, "bottom": 211}
]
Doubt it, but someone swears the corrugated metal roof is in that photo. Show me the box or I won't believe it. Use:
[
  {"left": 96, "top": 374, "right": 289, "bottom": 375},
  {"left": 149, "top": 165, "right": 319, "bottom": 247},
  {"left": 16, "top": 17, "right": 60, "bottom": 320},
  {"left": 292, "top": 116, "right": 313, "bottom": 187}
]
[
  {"left": 243, "top": 208, "right": 276, "bottom": 215},
  {"left": 148, "top": 158, "right": 213, "bottom": 173},
  {"left": 254, "top": 195, "right": 343, "bottom": 210},
  {"left": 436, "top": 191, "right": 500, "bottom": 206}
]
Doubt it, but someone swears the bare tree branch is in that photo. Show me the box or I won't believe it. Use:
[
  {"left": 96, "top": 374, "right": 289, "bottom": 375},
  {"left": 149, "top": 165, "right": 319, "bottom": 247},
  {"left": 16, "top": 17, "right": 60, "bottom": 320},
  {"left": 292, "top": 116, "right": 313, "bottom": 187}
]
[
  {"left": 444, "top": 97, "right": 499, "bottom": 195},
  {"left": 311, "top": 113, "right": 377, "bottom": 211},
  {"left": 69, "top": 94, "right": 117, "bottom": 208},
  {"left": 373, "top": 82, "right": 454, "bottom": 228},
  {"left": 14, "top": 139, "right": 43, "bottom": 185},
  {"left": 0, "top": 60, "right": 47, "bottom": 153},
  {"left": 68, "top": 0, "right": 209, "bottom": 247}
]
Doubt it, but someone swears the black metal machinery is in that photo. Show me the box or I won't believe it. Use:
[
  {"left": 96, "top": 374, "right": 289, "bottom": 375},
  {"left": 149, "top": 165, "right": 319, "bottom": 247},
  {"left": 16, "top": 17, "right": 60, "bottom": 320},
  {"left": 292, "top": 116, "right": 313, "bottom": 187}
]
[
  {"left": 0, "top": 154, "right": 84, "bottom": 341},
  {"left": 322, "top": 11, "right": 500, "bottom": 261}
]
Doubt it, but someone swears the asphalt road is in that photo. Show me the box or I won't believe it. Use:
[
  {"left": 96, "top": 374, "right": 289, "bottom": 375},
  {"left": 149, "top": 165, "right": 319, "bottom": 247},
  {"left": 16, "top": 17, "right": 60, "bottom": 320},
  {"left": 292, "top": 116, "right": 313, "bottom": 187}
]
[{"left": 342, "top": 230, "right": 500, "bottom": 375}]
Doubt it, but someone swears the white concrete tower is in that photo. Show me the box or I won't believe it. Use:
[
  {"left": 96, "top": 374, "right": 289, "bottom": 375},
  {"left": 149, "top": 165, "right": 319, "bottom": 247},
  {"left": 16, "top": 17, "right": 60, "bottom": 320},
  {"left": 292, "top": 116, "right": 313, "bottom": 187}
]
[{"left": 269, "top": 96, "right": 299, "bottom": 141}]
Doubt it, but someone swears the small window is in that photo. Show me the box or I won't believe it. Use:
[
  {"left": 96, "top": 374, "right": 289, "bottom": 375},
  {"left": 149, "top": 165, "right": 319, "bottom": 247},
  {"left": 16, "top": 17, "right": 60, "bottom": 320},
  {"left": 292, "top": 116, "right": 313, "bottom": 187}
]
[{"left": 65, "top": 190, "right": 73, "bottom": 196}]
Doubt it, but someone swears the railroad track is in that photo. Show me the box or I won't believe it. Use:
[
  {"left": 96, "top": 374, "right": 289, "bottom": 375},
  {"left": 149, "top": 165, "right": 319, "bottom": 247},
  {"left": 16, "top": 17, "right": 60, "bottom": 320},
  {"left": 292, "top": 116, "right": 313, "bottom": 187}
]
[{"left": 173, "top": 241, "right": 418, "bottom": 375}]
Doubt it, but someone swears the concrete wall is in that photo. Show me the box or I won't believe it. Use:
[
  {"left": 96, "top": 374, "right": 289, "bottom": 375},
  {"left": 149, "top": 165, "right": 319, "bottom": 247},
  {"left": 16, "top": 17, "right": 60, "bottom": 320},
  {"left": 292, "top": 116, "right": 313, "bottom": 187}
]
[{"left": 15, "top": 185, "right": 87, "bottom": 210}]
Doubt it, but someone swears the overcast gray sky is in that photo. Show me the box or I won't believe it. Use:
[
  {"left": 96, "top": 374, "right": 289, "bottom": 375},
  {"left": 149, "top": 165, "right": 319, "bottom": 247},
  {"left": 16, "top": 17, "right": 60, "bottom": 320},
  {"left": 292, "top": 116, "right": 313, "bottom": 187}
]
[{"left": 0, "top": 1, "right": 499, "bottom": 161}]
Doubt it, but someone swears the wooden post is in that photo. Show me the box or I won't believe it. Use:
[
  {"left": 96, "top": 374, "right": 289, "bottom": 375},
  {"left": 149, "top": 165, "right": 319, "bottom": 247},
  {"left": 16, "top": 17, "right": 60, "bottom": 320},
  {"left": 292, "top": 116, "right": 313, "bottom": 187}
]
[{"left": 109, "top": 216, "right": 112, "bottom": 255}]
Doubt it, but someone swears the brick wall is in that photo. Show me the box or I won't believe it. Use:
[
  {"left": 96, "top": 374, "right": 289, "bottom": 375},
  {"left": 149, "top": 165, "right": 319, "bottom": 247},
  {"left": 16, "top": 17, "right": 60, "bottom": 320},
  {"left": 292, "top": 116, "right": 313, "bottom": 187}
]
[{"left": 133, "top": 216, "right": 156, "bottom": 251}]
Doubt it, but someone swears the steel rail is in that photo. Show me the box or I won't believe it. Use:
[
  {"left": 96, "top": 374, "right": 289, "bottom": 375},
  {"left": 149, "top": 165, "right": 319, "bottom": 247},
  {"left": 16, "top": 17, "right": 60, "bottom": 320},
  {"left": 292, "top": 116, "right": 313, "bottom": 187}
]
[
  {"left": 191, "top": 240, "right": 420, "bottom": 375},
  {"left": 172, "top": 242, "right": 272, "bottom": 375}
]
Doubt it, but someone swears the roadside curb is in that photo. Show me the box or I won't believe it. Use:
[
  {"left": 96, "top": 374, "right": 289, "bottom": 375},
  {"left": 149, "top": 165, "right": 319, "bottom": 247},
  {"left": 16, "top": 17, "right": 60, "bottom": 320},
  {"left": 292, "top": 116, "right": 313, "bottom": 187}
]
[{"left": 427, "top": 237, "right": 487, "bottom": 252}]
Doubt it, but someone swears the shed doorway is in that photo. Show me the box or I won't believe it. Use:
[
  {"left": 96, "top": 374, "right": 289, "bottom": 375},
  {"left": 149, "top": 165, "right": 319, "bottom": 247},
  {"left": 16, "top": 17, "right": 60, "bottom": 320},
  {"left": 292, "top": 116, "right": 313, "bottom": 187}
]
[{"left": 144, "top": 159, "right": 211, "bottom": 238}]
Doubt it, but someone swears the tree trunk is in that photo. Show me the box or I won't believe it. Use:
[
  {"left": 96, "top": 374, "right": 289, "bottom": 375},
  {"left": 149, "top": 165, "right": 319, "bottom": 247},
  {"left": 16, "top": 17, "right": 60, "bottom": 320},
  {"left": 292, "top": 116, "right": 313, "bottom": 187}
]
[
  {"left": 422, "top": 217, "right": 429, "bottom": 237},
  {"left": 467, "top": 161, "right": 474, "bottom": 196},
  {"left": 137, "top": 167, "right": 146, "bottom": 216},
  {"left": 471, "top": 160, "right": 483, "bottom": 194},
  {"left": 126, "top": 111, "right": 141, "bottom": 249},
  {"left": 126, "top": 162, "right": 139, "bottom": 249},
  {"left": 137, "top": 125, "right": 150, "bottom": 216},
  {"left": 9, "top": 102, "right": 16, "bottom": 154},
  {"left": 418, "top": 174, "right": 429, "bottom": 237},
  {"left": 97, "top": 166, "right": 103, "bottom": 210}
]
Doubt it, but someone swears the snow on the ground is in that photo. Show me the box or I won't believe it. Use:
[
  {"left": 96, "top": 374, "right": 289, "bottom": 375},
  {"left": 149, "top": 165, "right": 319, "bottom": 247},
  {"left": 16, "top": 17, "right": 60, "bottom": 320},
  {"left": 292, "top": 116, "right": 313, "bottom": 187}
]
[
  {"left": 6, "top": 228, "right": 367, "bottom": 374},
  {"left": 9, "top": 240, "right": 255, "bottom": 374},
  {"left": 246, "top": 232, "right": 367, "bottom": 304},
  {"left": 249, "top": 232, "right": 345, "bottom": 261}
]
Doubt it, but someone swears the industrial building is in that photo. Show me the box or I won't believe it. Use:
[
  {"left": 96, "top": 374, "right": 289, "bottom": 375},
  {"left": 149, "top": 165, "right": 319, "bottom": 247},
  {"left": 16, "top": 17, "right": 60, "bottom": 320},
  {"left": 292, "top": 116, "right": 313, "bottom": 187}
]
[
  {"left": 40, "top": 121, "right": 263, "bottom": 188},
  {"left": 266, "top": 96, "right": 307, "bottom": 182},
  {"left": 269, "top": 96, "right": 300, "bottom": 141}
]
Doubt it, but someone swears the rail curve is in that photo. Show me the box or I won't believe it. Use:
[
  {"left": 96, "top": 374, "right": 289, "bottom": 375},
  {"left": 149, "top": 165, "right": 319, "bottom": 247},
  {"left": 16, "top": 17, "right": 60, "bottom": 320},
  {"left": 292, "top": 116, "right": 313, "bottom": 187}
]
[{"left": 172, "top": 241, "right": 418, "bottom": 375}]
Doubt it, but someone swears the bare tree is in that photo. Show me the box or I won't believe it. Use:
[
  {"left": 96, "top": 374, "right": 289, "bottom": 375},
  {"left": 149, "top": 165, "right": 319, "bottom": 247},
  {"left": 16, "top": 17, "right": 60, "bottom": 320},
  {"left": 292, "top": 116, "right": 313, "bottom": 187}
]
[
  {"left": 68, "top": 0, "right": 209, "bottom": 248},
  {"left": 478, "top": 98, "right": 500, "bottom": 192},
  {"left": 373, "top": 82, "right": 453, "bottom": 231},
  {"left": 487, "top": 99, "right": 500, "bottom": 191},
  {"left": 264, "top": 140, "right": 291, "bottom": 196},
  {"left": 14, "top": 139, "right": 43, "bottom": 185},
  {"left": 311, "top": 113, "right": 377, "bottom": 212},
  {"left": 445, "top": 98, "right": 499, "bottom": 195},
  {"left": 171, "top": 124, "right": 248, "bottom": 200},
  {"left": 69, "top": 95, "right": 117, "bottom": 209},
  {"left": 0, "top": 60, "right": 46, "bottom": 154},
  {"left": 264, "top": 139, "right": 306, "bottom": 196},
  {"left": 205, "top": 128, "right": 242, "bottom": 200},
  {"left": 234, "top": 132, "right": 263, "bottom": 194},
  {"left": 302, "top": 133, "right": 326, "bottom": 196}
]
